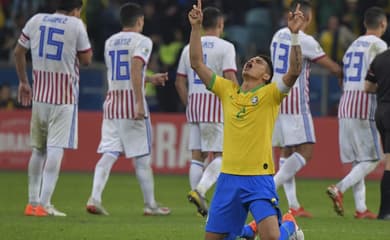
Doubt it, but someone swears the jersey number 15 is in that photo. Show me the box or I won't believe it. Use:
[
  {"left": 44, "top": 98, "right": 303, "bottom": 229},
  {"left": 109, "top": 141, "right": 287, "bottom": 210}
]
[{"left": 38, "top": 26, "right": 64, "bottom": 61}]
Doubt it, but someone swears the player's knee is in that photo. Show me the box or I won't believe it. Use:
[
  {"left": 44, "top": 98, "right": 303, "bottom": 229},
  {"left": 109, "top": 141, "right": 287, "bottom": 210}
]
[{"left": 134, "top": 155, "right": 152, "bottom": 170}]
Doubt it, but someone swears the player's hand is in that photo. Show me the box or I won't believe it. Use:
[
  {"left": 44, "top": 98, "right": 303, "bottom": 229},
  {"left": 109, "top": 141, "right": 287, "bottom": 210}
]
[
  {"left": 287, "top": 4, "right": 305, "bottom": 34},
  {"left": 150, "top": 72, "right": 168, "bottom": 87},
  {"left": 134, "top": 102, "right": 146, "bottom": 120},
  {"left": 18, "top": 82, "right": 32, "bottom": 106},
  {"left": 188, "top": 0, "right": 203, "bottom": 26}
]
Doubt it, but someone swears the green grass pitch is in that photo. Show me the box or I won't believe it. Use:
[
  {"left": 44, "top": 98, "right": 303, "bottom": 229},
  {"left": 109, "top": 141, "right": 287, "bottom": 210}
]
[{"left": 1, "top": 171, "right": 389, "bottom": 239}]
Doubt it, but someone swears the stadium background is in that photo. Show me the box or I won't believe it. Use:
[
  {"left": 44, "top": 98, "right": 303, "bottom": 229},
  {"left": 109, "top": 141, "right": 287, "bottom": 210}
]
[{"left": 1, "top": 0, "right": 390, "bottom": 179}]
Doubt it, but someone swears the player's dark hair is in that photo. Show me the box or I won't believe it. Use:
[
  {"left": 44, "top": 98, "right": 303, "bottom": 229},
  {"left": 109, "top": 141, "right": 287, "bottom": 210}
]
[
  {"left": 259, "top": 54, "right": 274, "bottom": 84},
  {"left": 290, "top": 0, "right": 312, "bottom": 15},
  {"left": 202, "top": 7, "right": 223, "bottom": 30},
  {"left": 57, "top": 0, "right": 83, "bottom": 12},
  {"left": 364, "top": 7, "right": 386, "bottom": 29},
  {"left": 120, "top": 3, "right": 144, "bottom": 27}
]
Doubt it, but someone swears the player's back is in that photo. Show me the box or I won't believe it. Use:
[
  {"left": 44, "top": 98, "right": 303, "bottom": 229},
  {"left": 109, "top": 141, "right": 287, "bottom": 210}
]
[
  {"left": 19, "top": 13, "right": 90, "bottom": 104},
  {"left": 338, "top": 35, "right": 387, "bottom": 120},
  {"left": 103, "top": 31, "right": 152, "bottom": 119},
  {"left": 177, "top": 36, "right": 237, "bottom": 122},
  {"left": 270, "top": 27, "right": 325, "bottom": 115}
]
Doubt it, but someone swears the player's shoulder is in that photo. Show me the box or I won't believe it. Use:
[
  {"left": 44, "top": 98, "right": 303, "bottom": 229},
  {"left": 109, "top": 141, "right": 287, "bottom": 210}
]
[
  {"left": 299, "top": 31, "right": 318, "bottom": 44},
  {"left": 272, "top": 27, "right": 289, "bottom": 40}
]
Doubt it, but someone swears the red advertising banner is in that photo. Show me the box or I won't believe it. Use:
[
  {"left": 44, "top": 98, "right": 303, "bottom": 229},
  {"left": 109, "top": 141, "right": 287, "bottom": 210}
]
[{"left": 0, "top": 110, "right": 384, "bottom": 180}]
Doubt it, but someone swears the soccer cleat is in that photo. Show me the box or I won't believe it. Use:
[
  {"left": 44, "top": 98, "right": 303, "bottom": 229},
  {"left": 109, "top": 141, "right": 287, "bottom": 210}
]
[
  {"left": 143, "top": 204, "right": 171, "bottom": 216},
  {"left": 326, "top": 185, "right": 344, "bottom": 216},
  {"left": 34, "top": 205, "right": 48, "bottom": 217},
  {"left": 282, "top": 213, "right": 304, "bottom": 240},
  {"left": 354, "top": 210, "right": 377, "bottom": 219},
  {"left": 44, "top": 205, "right": 66, "bottom": 216},
  {"left": 288, "top": 207, "right": 313, "bottom": 218},
  {"left": 24, "top": 204, "right": 35, "bottom": 216},
  {"left": 86, "top": 197, "right": 109, "bottom": 216},
  {"left": 187, "top": 190, "right": 208, "bottom": 217}
]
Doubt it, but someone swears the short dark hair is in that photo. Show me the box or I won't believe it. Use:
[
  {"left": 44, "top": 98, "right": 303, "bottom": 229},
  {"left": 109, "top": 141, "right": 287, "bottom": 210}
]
[
  {"left": 290, "top": 0, "right": 312, "bottom": 15},
  {"left": 57, "top": 0, "right": 83, "bottom": 12},
  {"left": 259, "top": 54, "right": 274, "bottom": 83},
  {"left": 120, "top": 3, "right": 144, "bottom": 28},
  {"left": 364, "top": 7, "right": 386, "bottom": 29},
  {"left": 202, "top": 7, "right": 223, "bottom": 30}
]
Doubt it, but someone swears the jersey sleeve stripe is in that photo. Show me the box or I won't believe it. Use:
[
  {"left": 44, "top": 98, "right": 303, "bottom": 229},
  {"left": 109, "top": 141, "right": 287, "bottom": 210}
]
[
  {"left": 77, "top": 48, "right": 92, "bottom": 53},
  {"left": 133, "top": 55, "right": 146, "bottom": 65},
  {"left": 223, "top": 68, "right": 237, "bottom": 73},
  {"left": 311, "top": 54, "right": 326, "bottom": 62},
  {"left": 176, "top": 72, "right": 187, "bottom": 77}
]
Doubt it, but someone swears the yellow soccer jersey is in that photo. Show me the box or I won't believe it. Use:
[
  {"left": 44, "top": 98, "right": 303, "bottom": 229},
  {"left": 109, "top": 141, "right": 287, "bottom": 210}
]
[{"left": 208, "top": 74, "right": 286, "bottom": 175}]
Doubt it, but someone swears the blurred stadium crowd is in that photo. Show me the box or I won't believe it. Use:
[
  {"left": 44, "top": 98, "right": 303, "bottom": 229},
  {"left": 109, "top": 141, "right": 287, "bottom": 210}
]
[{"left": 1, "top": 0, "right": 390, "bottom": 112}]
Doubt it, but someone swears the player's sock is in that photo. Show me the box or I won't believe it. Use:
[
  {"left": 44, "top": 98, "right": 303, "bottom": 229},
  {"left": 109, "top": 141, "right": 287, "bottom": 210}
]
[
  {"left": 134, "top": 155, "right": 157, "bottom": 208},
  {"left": 28, "top": 148, "right": 46, "bottom": 206},
  {"left": 337, "top": 161, "right": 377, "bottom": 193},
  {"left": 39, "top": 147, "right": 64, "bottom": 207},
  {"left": 240, "top": 224, "right": 255, "bottom": 239},
  {"left": 378, "top": 170, "right": 390, "bottom": 217},
  {"left": 196, "top": 156, "right": 221, "bottom": 196},
  {"left": 279, "top": 221, "right": 296, "bottom": 240},
  {"left": 189, "top": 159, "right": 204, "bottom": 190},
  {"left": 352, "top": 179, "right": 367, "bottom": 213},
  {"left": 91, "top": 152, "right": 118, "bottom": 202},
  {"left": 280, "top": 158, "right": 300, "bottom": 209},
  {"left": 274, "top": 152, "right": 306, "bottom": 189}
]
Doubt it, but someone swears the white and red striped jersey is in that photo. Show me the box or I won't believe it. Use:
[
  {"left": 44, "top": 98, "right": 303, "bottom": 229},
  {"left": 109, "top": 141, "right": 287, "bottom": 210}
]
[
  {"left": 103, "top": 31, "right": 152, "bottom": 119},
  {"left": 177, "top": 36, "right": 237, "bottom": 122},
  {"left": 338, "top": 35, "right": 387, "bottom": 120},
  {"left": 18, "top": 13, "right": 91, "bottom": 105},
  {"left": 270, "top": 27, "right": 325, "bottom": 115}
]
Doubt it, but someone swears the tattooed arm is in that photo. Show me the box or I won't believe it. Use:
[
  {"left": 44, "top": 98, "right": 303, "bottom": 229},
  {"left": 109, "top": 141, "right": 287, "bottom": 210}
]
[
  {"left": 283, "top": 44, "right": 302, "bottom": 87},
  {"left": 282, "top": 4, "right": 304, "bottom": 87}
]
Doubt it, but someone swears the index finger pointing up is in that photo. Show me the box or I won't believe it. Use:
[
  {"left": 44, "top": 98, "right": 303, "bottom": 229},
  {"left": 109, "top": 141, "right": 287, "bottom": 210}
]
[
  {"left": 295, "top": 3, "right": 301, "bottom": 13},
  {"left": 198, "top": 0, "right": 202, "bottom": 10}
]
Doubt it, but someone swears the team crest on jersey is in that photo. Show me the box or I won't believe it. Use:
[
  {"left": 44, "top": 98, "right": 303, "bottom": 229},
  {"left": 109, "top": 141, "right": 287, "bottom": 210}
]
[
  {"left": 141, "top": 47, "right": 150, "bottom": 56},
  {"left": 251, "top": 96, "right": 259, "bottom": 105}
]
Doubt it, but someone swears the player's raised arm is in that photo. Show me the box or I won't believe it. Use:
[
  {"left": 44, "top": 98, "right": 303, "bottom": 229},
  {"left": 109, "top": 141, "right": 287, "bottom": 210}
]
[
  {"left": 189, "top": 0, "right": 213, "bottom": 87},
  {"left": 282, "top": 4, "right": 304, "bottom": 87}
]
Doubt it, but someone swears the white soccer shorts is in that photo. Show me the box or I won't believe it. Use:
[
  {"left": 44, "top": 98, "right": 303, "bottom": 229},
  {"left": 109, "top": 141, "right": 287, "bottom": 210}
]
[
  {"left": 272, "top": 113, "right": 316, "bottom": 147},
  {"left": 188, "top": 122, "right": 223, "bottom": 152},
  {"left": 30, "top": 102, "right": 78, "bottom": 150},
  {"left": 339, "top": 118, "right": 383, "bottom": 163},
  {"left": 98, "top": 118, "right": 152, "bottom": 158}
]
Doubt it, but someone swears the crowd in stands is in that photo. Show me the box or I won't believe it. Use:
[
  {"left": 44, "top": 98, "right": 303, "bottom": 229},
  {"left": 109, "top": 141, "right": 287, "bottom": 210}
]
[{"left": 1, "top": 0, "right": 390, "bottom": 111}]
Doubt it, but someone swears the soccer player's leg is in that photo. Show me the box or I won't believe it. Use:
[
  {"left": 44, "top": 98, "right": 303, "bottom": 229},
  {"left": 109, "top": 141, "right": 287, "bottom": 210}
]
[
  {"left": 205, "top": 173, "right": 247, "bottom": 240},
  {"left": 188, "top": 123, "right": 204, "bottom": 190},
  {"left": 87, "top": 152, "right": 119, "bottom": 215}
]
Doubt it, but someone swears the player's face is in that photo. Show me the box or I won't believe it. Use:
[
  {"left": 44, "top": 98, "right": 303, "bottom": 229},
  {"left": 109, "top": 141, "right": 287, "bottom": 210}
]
[{"left": 242, "top": 56, "right": 270, "bottom": 82}]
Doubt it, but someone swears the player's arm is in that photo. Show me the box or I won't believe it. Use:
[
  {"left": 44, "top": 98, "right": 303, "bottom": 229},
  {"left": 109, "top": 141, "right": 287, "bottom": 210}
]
[
  {"left": 364, "top": 64, "right": 377, "bottom": 93},
  {"left": 77, "top": 49, "right": 93, "bottom": 66},
  {"left": 146, "top": 72, "right": 168, "bottom": 86},
  {"left": 364, "top": 81, "right": 377, "bottom": 93},
  {"left": 175, "top": 74, "right": 188, "bottom": 106},
  {"left": 132, "top": 57, "right": 146, "bottom": 120},
  {"left": 282, "top": 5, "right": 304, "bottom": 87},
  {"left": 14, "top": 43, "right": 32, "bottom": 106},
  {"left": 315, "top": 56, "right": 343, "bottom": 85},
  {"left": 189, "top": 0, "right": 213, "bottom": 88}
]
